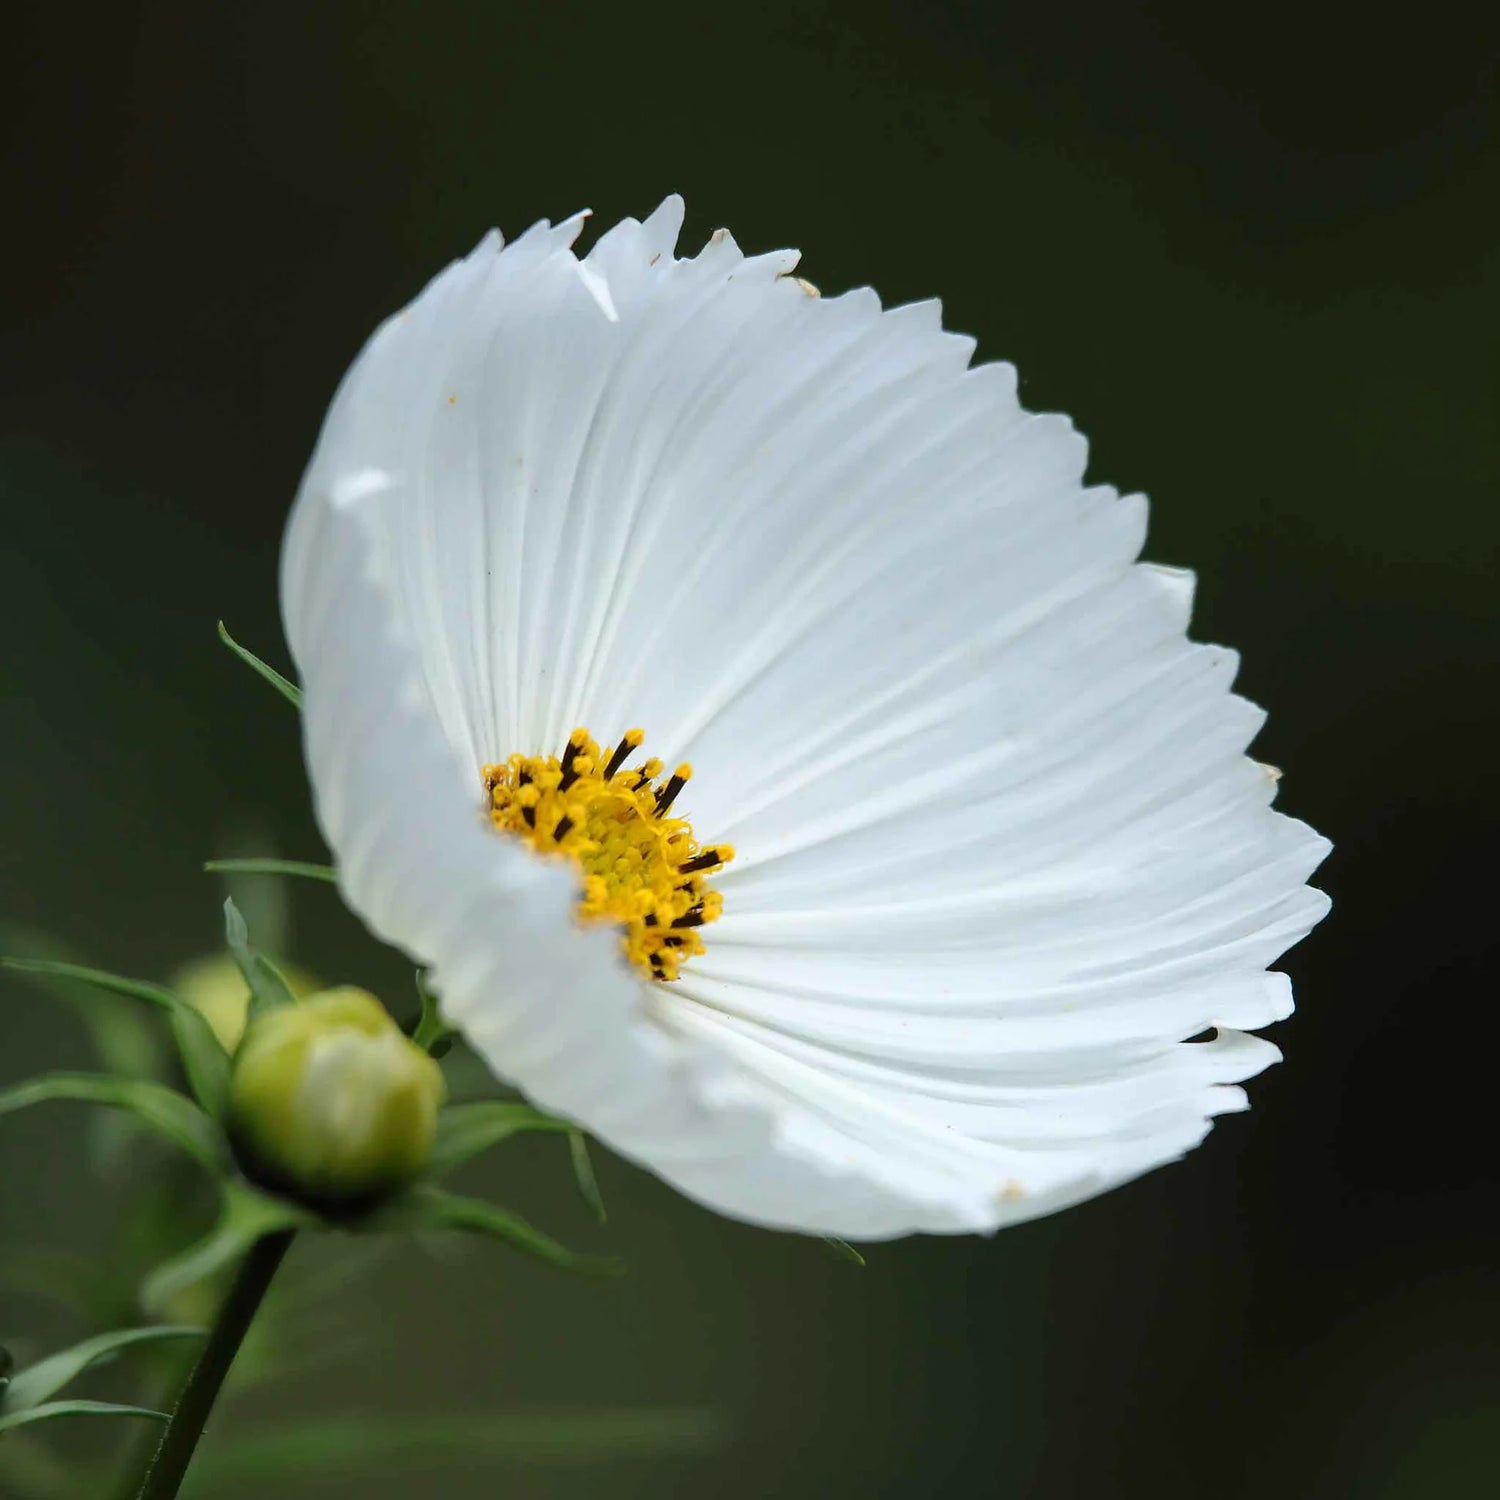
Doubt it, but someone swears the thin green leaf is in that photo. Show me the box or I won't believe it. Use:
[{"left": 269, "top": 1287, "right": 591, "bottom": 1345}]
[
  {"left": 0, "top": 1074, "right": 224, "bottom": 1173},
  {"left": 568, "top": 1132, "right": 607, "bottom": 1224},
  {"left": 2, "top": 1326, "right": 202, "bottom": 1414},
  {"left": 208, "top": 827, "right": 294, "bottom": 960},
  {"left": 386, "top": 1187, "right": 622, "bottom": 1278},
  {"left": 223, "top": 898, "right": 298, "bottom": 1020},
  {"left": 0, "top": 958, "right": 177, "bottom": 1015},
  {"left": 0, "top": 924, "right": 162, "bottom": 1080},
  {"left": 217, "top": 620, "right": 301, "bottom": 707},
  {"left": 143, "top": 1183, "right": 308, "bottom": 1314},
  {"left": 427, "top": 1102, "right": 571, "bottom": 1177},
  {"left": 0, "top": 1400, "right": 167, "bottom": 1435},
  {"left": 204, "top": 858, "right": 336, "bottom": 884},
  {"left": 411, "top": 971, "right": 456, "bottom": 1055},
  {"left": 818, "top": 1236, "right": 867, "bottom": 1267},
  {"left": 0, "top": 958, "right": 229, "bottom": 1119},
  {"left": 165, "top": 1006, "right": 232, "bottom": 1120},
  {"left": 187, "top": 1407, "right": 726, "bottom": 1486}
]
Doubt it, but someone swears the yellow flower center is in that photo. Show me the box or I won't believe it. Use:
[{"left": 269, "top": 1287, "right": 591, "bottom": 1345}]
[{"left": 482, "top": 728, "right": 734, "bottom": 982}]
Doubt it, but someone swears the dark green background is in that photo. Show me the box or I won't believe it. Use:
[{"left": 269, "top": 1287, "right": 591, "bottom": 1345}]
[{"left": 3, "top": 2, "right": 1495, "bottom": 1495}]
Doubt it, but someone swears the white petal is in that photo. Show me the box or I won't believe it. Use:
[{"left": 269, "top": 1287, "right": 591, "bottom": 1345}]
[{"left": 283, "top": 197, "right": 1330, "bottom": 1239}]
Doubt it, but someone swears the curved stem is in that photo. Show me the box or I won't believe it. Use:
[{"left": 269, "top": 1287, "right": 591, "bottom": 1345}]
[{"left": 136, "top": 1230, "right": 294, "bottom": 1499}]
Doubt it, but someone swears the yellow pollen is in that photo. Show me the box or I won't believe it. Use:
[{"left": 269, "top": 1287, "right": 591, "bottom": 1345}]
[{"left": 481, "top": 728, "right": 734, "bottom": 982}]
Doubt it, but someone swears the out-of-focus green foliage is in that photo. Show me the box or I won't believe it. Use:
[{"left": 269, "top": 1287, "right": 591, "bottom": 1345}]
[{"left": 181, "top": 1406, "right": 727, "bottom": 1493}]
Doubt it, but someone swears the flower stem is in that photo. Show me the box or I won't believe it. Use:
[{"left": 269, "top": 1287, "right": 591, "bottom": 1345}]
[{"left": 136, "top": 1230, "right": 294, "bottom": 1499}]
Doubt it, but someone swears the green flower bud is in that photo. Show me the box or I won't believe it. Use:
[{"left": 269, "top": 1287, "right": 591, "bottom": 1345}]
[{"left": 228, "top": 987, "right": 445, "bottom": 1209}]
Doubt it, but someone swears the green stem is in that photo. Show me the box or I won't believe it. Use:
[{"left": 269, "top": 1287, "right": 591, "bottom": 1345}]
[{"left": 136, "top": 1231, "right": 294, "bottom": 1499}]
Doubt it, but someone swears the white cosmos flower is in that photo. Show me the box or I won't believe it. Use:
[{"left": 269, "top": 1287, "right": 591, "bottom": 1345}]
[{"left": 281, "top": 196, "right": 1330, "bottom": 1240}]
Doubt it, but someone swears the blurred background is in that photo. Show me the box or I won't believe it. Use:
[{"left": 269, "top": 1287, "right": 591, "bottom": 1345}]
[{"left": 2, "top": 1, "right": 1495, "bottom": 1495}]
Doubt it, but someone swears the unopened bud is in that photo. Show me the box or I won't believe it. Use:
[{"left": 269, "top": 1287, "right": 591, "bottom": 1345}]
[{"left": 228, "top": 988, "right": 445, "bottom": 1208}]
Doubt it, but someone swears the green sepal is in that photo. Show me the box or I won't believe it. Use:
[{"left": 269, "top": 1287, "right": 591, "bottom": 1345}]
[
  {"left": 218, "top": 620, "right": 301, "bottom": 707},
  {"left": 204, "top": 858, "right": 336, "bottom": 884},
  {"left": 427, "top": 1103, "right": 608, "bottom": 1222},
  {"left": 223, "top": 898, "right": 299, "bottom": 1021},
  {"left": 568, "top": 1132, "right": 607, "bottom": 1224},
  {"left": 426, "top": 1102, "right": 571, "bottom": 1177},
  {"left": 0, "top": 1072, "right": 226, "bottom": 1174},
  {"left": 818, "top": 1236, "right": 867, "bottom": 1267},
  {"left": 0, "top": 1400, "right": 168, "bottom": 1435},
  {"left": 143, "top": 1182, "right": 310, "bottom": 1314},
  {"left": 0, "top": 958, "right": 229, "bottom": 1119},
  {"left": 1, "top": 1326, "right": 202, "bottom": 1415},
  {"left": 410, "top": 972, "right": 456, "bottom": 1056},
  {"left": 378, "top": 1185, "right": 622, "bottom": 1278}
]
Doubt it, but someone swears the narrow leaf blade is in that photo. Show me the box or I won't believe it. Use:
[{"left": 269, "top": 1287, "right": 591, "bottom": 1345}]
[
  {"left": 0, "top": 1073, "right": 224, "bottom": 1173},
  {"left": 2, "top": 1326, "right": 203, "bottom": 1413},
  {"left": 4, "top": 958, "right": 185, "bottom": 1013},
  {"left": 818, "top": 1236, "right": 867, "bottom": 1267},
  {"left": 427, "top": 1102, "right": 572, "bottom": 1177},
  {"left": 204, "top": 858, "right": 336, "bottom": 884},
  {"left": 0, "top": 924, "right": 162, "bottom": 1079},
  {"left": 388, "top": 1187, "right": 621, "bottom": 1278},
  {"left": 223, "top": 898, "right": 298, "bottom": 1019},
  {"left": 1, "top": 958, "right": 229, "bottom": 1118},
  {"left": 143, "top": 1184, "right": 308, "bottom": 1314},
  {"left": 0, "top": 1400, "right": 168, "bottom": 1435},
  {"left": 411, "top": 971, "right": 456, "bottom": 1054},
  {"left": 568, "top": 1132, "right": 607, "bottom": 1224},
  {"left": 217, "top": 620, "right": 301, "bottom": 707}
]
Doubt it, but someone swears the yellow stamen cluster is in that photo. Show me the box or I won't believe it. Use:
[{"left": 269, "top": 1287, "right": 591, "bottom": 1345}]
[{"left": 482, "top": 728, "right": 734, "bottom": 982}]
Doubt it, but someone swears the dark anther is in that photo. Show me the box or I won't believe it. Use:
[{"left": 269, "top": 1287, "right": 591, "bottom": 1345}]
[
  {"left": 553, "top": 814, "right": 574, "bottom": 842},
  {"left": 671, "top": 905, "right": 706, "bottom": 929},
  {"left": 643, "top": 912, "right": 658, "bottom": 927},
  {"left": 677, "top": 849, "right": 723, "bottom": 875},
  {"left": 558, "top": 736, "right": 584, "bottom": 792},
  {"left": 655, "top": 771, "right": 688, "bottom": 817},
  {"left": 522, "top": 805, "right": 536, "bottom": 828},
  {"left": 603, "top": 736, "right": 637, "bottom": 779}
]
